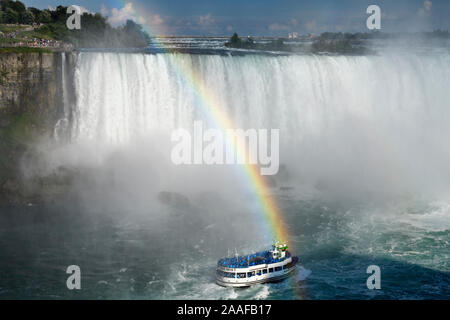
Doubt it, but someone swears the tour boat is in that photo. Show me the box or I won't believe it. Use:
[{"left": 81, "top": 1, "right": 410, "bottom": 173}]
[{"left": 216, "top": 242, "right": 298, "bottom": 287}]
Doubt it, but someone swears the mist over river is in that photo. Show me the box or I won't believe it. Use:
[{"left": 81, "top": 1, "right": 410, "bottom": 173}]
[{"left": 0, "top": 44, "right": 449, "bottom": 299}]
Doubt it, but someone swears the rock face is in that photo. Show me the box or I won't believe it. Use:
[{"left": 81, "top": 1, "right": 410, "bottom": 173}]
[
  {"left": 0, "top": 52, "right": 61, "bottom": 127},
  {"left": 0, "top": 52, "right": 70, "bottom": 204}
]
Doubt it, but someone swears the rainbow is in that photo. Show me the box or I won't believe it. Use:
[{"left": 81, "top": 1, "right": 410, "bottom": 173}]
[{"left": 106, "top": 0, "right": 290, "bottom": 245}]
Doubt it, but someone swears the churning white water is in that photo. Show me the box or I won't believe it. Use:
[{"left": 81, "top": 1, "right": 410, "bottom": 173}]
[{"left": 69, "top": 52, "right": 450, "bottom": 198}]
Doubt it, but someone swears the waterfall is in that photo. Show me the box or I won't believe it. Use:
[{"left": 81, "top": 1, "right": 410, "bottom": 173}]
[
  {"left": 54, "top": 52, "right": 70, "bottom": 142},
  {"left": 66, "top": 51, "right": 450, "bottom": 196}
]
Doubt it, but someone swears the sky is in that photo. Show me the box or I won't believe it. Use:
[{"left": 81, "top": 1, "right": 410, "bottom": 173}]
[{"left": 23, "top": 0, "right": 450, "bottom": 36}]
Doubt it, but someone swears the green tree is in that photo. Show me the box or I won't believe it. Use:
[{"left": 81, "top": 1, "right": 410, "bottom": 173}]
[
  {"left": 4, "top": 7, "right": 18, "bottom": 23},
  {"left": 28, "top": 7, "right": 40, "bottom": 18},
  {"left": 10, "top": 0, "right": 25, "bottom": 14},
  {"left": 19, "top": 9, "right": 34, "bottom": 24},
  {"left": 0, "top": 0, "right": 13, "bottom": 11},
  {"left": 124, "top": 19, "right": 140, "bottom": 33},
  {"left": 122, "top": 19, "right": 150, "bottom": 45},
  {"left": 230, "top": 32, "right": 240, "bottom": 44},
  {"left": 50, "top": 5, "right": 68, "bottom": 23},
  {"left": 37, "top": 10, "right": 51, "bottom": 23}
]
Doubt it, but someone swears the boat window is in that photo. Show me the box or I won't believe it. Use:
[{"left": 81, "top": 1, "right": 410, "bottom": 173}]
[
  {"left": 237, "top": 273, "right": 246, "bottom": 278},
  {"left": 247, "top": 272, "right": 253, "bottom": 277},
  {"left": 269, "top": 268, "right": 274, "bottom": 273},
  {"left": 275, "top": 266, "right": 282, "bottom": 272},
  {"left": 263, "top": 269, "right": 268, "bottom": 274},
  {"left": 257, "top": 270, "right": 261, "bottom": 276}
]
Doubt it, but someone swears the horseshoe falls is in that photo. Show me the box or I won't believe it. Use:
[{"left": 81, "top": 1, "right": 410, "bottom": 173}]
[{"left": 70, "top": 52, "right": 450, "bottom": 196}]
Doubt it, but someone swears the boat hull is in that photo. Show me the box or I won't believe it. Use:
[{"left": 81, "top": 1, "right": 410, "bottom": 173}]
[{"left": 216, "top": 257, "right": 298, "bottom": 288}]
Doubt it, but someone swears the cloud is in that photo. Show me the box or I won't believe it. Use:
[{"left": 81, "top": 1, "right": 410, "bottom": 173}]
[
  {"left": 100, "top": 4, "right": 109, "bottom": 16},
  {"left": 136, "top": 13, "right": 164, "bottom": 28},
  {"left": 108, "top": 3, "right": 137, "bottom": 26},
  {"left": 198, "top": 14, "right": 215, "bottom": 26},
  {"left": 150, "top": 14, "right": 164, "bottom": 26},
  {"left": 103, "top": 3, "right": 163, "bottom": 27},
  {"left": 226, "top": 25, "right": 233, "bottom": 32},
  {"left": 418, "top": 0, "right": 432, "bottom": 17}
]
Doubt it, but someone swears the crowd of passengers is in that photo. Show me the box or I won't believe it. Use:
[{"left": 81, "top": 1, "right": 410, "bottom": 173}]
[{"left": 218, "top": 251, "right": 291, "bottom": 268}]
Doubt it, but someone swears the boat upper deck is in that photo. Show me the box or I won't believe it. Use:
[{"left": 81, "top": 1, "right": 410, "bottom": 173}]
[{"left": 217, "top": 250, "right": 291, "bottom": 269}]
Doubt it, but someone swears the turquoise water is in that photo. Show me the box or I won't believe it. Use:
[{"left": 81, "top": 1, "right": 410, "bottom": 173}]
[{"left": 0, "top": 193, "right": 448, "bottom": 299}]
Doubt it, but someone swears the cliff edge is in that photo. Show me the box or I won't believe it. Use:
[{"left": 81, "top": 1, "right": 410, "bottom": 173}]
[{"left": 0, "top": 51, "right": 67, "bottom": 204}]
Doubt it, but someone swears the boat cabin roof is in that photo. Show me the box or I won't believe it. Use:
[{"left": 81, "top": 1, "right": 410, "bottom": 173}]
[{"left": 218, "top": 250, "right": 290, "bottom": 269}]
